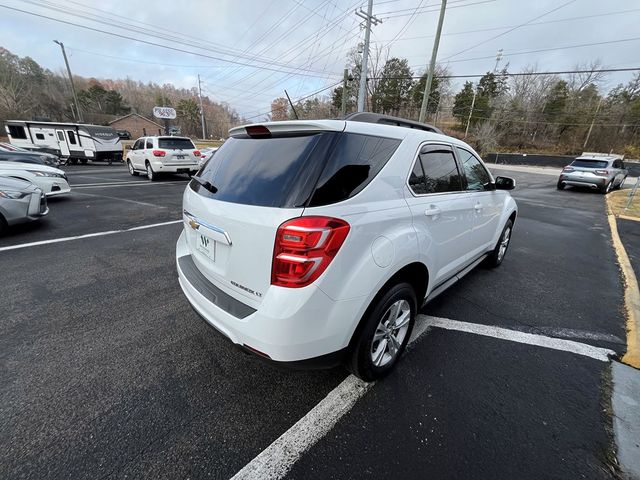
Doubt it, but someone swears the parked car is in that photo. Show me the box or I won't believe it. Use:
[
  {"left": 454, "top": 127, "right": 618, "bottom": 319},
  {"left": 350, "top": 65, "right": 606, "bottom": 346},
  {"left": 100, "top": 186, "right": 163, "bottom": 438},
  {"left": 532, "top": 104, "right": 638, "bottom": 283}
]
[
  {"left": 126, "top": 136, "right": 200, "bottom": 180},
  {"left": 557, "top": 153, "right": 628, "bottom": 193},
  {"left": 116, "top": 129, "right": 132, "bottom": 140},
  {"left": 0, "top": 176, "right": 48, "bottom": 234},
  {"left": 0, "top": 150, "right": 59, "bottom": 167},
  {"left": 0, "top": 142, "right": 60, "bottom": 166},
  {"left": 176, "top": 114, "right": 518, "bottom": 381},
  {"left": 0, "top": 161, "right": 70, "bottom": 196},
  {"left": 198, "top": 147, "right": 218, "bottom": 168}
]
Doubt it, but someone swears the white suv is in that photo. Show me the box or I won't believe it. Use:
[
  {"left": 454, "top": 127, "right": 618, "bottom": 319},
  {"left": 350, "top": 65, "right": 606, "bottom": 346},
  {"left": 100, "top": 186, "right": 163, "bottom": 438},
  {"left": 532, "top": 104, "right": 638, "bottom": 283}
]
[
  {"left": 176, "top": 114, "right": 517, "bottom": 381},
  {"left": 126, "top": 136, "right": 201, "bottom": 180}
]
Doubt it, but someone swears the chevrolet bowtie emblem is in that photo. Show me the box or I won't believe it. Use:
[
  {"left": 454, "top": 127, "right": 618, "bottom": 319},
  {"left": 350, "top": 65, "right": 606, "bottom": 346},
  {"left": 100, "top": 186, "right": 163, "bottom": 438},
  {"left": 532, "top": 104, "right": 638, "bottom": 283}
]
[{"left": 188, "top": 219, "right": 200, "bottom": 230}]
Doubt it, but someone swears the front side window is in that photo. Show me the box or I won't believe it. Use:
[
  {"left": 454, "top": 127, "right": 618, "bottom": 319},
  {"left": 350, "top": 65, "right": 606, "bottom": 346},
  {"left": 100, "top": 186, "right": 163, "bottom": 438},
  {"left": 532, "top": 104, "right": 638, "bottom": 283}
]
[
  {"left": 410, "top": 146, "right": 462, "bottom": 194},
  {"left": 133, "top": 139, "right": 143, "bottom": 150},
  {"left": 456, "top": 147, "right": 491, "bottom": 191},
  {"left": 57, "top": 131, "right": 65, "bottom": 141},
  {"left": 67, "top": 130, "right": 77, "bottom": 145}
]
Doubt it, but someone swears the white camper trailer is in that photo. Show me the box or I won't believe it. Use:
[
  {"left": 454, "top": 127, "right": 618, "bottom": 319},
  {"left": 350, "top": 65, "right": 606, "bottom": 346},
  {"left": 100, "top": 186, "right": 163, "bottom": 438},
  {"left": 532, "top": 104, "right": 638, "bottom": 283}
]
[{"left": 5, "top": 120, "right": 123, "bottom": 164}]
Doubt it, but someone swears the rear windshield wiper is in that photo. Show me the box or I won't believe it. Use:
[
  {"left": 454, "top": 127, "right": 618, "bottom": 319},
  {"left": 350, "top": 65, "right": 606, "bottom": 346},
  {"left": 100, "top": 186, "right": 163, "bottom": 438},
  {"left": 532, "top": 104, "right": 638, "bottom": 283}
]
[{"left": 192, "top": 175, "right": 218, "bottom": 194}]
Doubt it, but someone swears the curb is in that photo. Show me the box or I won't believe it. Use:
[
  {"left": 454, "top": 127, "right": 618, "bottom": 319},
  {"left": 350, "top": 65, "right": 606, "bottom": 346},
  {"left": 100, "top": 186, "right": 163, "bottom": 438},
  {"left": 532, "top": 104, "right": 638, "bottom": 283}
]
[{"left": 606, "top": 204, "right": 640, "bottom": 369}]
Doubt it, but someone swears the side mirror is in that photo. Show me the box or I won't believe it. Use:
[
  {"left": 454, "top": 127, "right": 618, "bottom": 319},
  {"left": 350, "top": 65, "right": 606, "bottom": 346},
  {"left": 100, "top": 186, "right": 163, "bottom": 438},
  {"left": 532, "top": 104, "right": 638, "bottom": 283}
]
[{"left": 494, "top": 176, "right": 516, "bottom": 190}]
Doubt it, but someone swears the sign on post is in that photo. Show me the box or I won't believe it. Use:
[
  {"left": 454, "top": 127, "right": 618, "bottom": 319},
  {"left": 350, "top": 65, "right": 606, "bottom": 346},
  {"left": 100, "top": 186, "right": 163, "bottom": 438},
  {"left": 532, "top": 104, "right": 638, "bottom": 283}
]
[{"left": 153, "top": 106, "right": 177, "bottom": 120}]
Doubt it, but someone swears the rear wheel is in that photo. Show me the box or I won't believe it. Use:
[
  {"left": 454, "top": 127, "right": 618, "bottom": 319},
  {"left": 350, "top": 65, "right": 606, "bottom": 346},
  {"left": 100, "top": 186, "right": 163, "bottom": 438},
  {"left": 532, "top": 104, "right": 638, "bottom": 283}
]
[
  {"left": 146, "top": 162, "right": 157, "bottom": 181},
  {"left": 601, "top": 180, "right": 613, "bottom": 194},
  {"left": 127, "top": 160, "right": 138, "bottom": 176},
  {"left": 347, "top": 283, "right": 417, "bottom": 382},
  {"left": 484, "top": 219, "right": 513, "bottom": 268}
]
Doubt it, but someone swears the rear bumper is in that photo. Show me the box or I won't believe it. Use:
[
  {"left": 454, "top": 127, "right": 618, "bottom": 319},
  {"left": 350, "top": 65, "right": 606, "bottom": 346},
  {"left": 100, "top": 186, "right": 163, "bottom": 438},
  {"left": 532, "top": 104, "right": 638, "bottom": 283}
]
[
  {"left": 176, "top": 230, "right": 363, "bottom": 365},
  {"left": 558, "top": 174, "right": 607, "bottom": 189},
  {"left": 152, "top": 160, "right": 199, "bottom": 173}
]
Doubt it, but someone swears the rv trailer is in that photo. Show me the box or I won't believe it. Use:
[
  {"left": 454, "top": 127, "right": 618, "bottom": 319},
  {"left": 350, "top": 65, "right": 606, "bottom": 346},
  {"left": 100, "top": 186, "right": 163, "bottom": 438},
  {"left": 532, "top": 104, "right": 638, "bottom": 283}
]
[{"left": 4, "top": 120, "right": 123, "bottom": 165}]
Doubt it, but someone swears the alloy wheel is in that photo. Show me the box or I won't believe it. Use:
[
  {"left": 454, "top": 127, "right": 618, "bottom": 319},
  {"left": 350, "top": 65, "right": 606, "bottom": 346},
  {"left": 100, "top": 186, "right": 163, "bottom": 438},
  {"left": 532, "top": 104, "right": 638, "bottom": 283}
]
[
  {"left": 370, "top": 299, "right": 411, "bottom": 367},
  {"left": 498, "top": 226, "right": 511, "bottom": 262}
]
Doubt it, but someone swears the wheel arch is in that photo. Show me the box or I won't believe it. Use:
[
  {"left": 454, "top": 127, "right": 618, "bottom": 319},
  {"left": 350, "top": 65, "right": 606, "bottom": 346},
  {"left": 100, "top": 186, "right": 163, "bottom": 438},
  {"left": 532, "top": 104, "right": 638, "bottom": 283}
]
[{"left": 347, "top": 261, "right": 429, "bottom": 351}]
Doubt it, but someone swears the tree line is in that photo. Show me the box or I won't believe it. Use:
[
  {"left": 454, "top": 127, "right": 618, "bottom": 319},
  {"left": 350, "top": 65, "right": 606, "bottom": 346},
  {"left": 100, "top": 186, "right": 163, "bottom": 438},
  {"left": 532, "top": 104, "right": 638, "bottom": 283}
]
[
  {"left": 270, "top": 50, "right": 640, "bottom": 157},
  {"left": 0, "top": 47, "right": 241, "bottom": 139}
]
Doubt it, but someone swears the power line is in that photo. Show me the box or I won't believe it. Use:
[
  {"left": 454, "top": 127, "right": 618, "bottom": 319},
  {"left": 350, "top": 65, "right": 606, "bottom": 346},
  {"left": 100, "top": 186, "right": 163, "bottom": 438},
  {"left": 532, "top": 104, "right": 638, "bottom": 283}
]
[
  {"left": 0, "top": 3, "right": 341, "bottom": 79},
  {"left": 441, "top": 0, "right": 579, "bottom": 61},
  {"left": 379, "top": 0, "right": 495, "bottom": 19}
]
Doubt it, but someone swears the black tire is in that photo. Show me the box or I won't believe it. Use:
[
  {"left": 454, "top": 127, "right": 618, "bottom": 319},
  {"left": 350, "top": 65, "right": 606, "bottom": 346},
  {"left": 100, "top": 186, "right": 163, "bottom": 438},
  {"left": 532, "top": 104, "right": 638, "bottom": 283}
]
[
  {"left": 556, "top": 180, "right": 565, "bottom": 190},
  {"left": 0, "top": 214, "right": 7, "bottom": 236},
  {"left": 80, "top": 159, "right": 88, "bottom": 165},
  {"left": 484, "top": 219, "right": 513, "bottom": 268},
  {"left": 347, "top": 283, "right": 417, "bottom": 382},
  {"left": 600, "top": 180, "right": 613, "bottom": 194},
  {"left": 615, "top": 176, "right": 627, "bottom": 190},
  {"left": 127, "top": 160, "right": 138, "bottom": 176}
]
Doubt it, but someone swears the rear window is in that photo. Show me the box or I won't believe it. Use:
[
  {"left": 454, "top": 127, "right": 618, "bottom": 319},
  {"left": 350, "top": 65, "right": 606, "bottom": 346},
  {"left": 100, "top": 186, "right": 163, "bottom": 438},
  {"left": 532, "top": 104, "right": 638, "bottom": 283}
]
[
  {"left": 158, "top": 138, "right": 195, "bottom": 150},
  {"left": 192, "top": 132, "right": 400, "bottom": 208},
  {"left": 8, "top": 125, "right": 27, "bottom": 139},
  {"left": 571, "top": 159, "right": 608, "bottom": 169}
]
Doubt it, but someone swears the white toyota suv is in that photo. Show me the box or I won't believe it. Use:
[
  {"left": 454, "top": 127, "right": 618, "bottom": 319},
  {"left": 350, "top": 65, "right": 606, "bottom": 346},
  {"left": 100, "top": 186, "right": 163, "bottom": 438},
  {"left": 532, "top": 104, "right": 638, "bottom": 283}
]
[
  {"left": 176, "top": 114, "right": 517, "bottom": 381},
  {"left": 126, "top": 136, "right": 201, "bottom": 180}
]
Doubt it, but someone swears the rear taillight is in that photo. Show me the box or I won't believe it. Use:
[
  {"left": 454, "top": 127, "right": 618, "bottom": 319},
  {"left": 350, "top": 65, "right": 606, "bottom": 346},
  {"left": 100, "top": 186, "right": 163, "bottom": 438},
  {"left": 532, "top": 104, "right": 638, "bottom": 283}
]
[
  {"left": 272, "top": 216, "right": 350, "bottom": 288},
  {"left": 193, "top": 150, "right": 201, "bottom": 157},
  {"left": 595, "top": 170, "right": 609, "bottom": 176},
  {"left": 152, "top": 149, "right": 166, "bottom": 157},
  {"left": 562, "top": 166, "right": 574, "bottom": 172}
]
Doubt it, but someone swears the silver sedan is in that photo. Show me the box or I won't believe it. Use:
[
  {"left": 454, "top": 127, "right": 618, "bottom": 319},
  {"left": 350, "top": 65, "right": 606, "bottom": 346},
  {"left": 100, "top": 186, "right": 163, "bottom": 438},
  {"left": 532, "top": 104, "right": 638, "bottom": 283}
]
[
  {"left": 557, "top": 155, "right": 628, "bottom": 194},
  {"left": 0, "top": 176, "right": 48, "bottom": 234}
]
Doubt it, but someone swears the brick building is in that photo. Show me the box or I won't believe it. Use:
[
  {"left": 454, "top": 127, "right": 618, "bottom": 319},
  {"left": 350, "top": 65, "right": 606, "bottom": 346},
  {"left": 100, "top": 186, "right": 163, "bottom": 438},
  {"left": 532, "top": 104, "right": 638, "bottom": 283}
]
[{"left": 109, "top": 113, "right": 165, "bottom": 138}]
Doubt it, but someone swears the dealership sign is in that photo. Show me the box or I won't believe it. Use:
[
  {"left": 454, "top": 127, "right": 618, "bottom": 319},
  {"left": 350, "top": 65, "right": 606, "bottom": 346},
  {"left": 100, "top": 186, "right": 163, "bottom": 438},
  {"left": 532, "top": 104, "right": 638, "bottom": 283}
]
[{"left": 153, "top": 106, "right": 177, "bottom": 119}]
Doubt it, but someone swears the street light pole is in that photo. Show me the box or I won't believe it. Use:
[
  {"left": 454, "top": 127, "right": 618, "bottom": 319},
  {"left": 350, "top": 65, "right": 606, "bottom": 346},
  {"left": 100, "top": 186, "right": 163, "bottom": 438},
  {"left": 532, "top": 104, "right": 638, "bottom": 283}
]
[
  {"left": 197, "top": 74, "right": 206, "bottom": 139},
  {"left": 419, "top": 0, "right": 447, "bottom": 123},
  {"left": 53, "top": 40, "right": 82, "bottom": 123}
]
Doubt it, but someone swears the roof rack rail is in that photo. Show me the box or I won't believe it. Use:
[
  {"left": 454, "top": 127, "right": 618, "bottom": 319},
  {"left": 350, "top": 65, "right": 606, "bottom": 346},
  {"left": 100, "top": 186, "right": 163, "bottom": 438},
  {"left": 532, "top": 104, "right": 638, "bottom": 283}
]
[{"left": 343, "top": 112, "right": 443, "bottom": 134}]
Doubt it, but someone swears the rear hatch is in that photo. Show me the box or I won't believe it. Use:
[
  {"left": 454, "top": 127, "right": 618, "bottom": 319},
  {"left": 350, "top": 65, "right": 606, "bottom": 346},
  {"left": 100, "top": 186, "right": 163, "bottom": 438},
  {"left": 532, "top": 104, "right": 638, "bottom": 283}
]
[
  {"left": 158, "top": 137, "right": 200, "bottom": 165},
  {"left": 181, "top": 120, "right": 402, "bottom": 308},
  {"left": 182, "top": 122, "right": 345, "bottom": 307},
  {"left": 565, "top": 158, "right": 610, "bottom": 178}
]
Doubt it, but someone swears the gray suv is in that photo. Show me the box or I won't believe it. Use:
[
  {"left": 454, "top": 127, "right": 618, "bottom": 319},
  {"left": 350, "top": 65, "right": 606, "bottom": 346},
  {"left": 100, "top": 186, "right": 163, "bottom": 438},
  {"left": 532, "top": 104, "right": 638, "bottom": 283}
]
[{"left": 557, "top": 154, "right": 628, "bottom": 194}]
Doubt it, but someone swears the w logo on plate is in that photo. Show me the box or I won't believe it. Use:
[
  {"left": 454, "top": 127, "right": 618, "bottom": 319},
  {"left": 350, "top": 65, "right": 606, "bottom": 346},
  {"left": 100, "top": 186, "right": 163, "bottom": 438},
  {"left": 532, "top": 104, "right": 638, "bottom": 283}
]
[{"left": 200, "top": 236, "right": 209, "bottom": 247}]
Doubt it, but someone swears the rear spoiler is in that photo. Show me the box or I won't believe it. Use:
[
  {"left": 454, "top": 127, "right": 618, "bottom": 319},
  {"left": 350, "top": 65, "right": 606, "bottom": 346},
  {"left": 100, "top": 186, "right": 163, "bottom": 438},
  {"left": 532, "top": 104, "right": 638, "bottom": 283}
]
[{"left": 229, "top": 120, "right": 345, "bottom": 138}]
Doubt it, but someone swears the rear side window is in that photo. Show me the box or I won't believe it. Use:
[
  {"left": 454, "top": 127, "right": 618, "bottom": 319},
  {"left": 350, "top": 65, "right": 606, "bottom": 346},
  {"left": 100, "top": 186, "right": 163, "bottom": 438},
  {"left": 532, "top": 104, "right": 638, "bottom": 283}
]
[
  {"left": 410, "top": 146, "right": 462, "bottom": 194},
  {"left": 35, "top": 133, "right": 45, "bottom": 140},
  {"left": 146, "top": 138, "right": 154, "bottom": 149},
  {"left": 571, "top": 159, "right": 608, "bottom": 169},
  {"left": 67, "top": 131, "right": 77, "bottom": 145},
  {"left": 8, "top": 125, "right": 27, "bottom": 139},
  {"left": 158, "top": 138, "right": 195, "bottom": 149},
  {"left": 308, "top": 133, "right": 400, "bottom": 206}
]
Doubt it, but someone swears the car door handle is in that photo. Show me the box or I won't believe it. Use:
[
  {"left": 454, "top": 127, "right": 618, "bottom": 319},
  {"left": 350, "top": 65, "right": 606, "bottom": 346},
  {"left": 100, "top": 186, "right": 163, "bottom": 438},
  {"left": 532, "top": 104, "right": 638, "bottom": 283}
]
[
  {"left": 424, "top": 206, "right": 441, "bottom": 217},
  {"left": 474, "top": 203, "right": 483, "bottom": 211}
]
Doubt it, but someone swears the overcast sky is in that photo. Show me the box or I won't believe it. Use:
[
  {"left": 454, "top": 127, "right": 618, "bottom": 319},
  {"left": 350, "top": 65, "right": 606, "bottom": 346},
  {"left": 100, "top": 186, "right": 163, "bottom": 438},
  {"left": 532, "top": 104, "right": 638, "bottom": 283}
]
[{"left": 1, "top": 0, "right": 639, "bottom": 119}]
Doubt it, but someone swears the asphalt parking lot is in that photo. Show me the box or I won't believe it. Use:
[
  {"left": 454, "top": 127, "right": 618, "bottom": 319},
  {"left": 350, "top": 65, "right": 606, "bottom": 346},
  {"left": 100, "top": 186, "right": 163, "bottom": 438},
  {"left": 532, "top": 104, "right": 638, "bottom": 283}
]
[{"left": 0, "top": 164, "right": 630, "bottom": 479}]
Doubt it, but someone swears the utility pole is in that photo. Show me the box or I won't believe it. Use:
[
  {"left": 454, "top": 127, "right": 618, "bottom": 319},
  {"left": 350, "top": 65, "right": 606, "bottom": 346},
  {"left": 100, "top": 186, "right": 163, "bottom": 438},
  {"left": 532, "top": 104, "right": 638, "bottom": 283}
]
[
  {"left": 197, "top": 74, "right": 206, "bottom": 139},
  {"left": 464, "top": 86, "right": 477, "bottom": 138},
  {"left": 341, "top": 68, "right": 349, "bottom": 116},
  {"left": 583, "top": 97, "right": 603, "bottom": 149},
  {"left": 419, "top": 0, "right": 447, "bottom": 123},
  {"left": 493, "top": 49, "right": 503, "bottom": 72},
  {"left": 355, "top": 1, "right": 381, "bottom": 112},
  {"left": 54, "top": 40, "right": 82, "bottom": 123}
]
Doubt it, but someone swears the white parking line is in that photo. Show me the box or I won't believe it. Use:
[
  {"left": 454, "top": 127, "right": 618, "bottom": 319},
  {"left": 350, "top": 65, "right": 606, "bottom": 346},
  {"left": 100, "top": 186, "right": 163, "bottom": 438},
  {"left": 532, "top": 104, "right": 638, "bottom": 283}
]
[
  {"left": 73, "top": 191, "right": 168, "bottom": 209},
  {"left": 0, "top": 220, "right": 182, "bottom": 253},
  {"left": 231, "top": 315, "right": 616, "bottom": 480},
  {"left": 73, "top": 181, "right": 188, "bottom": 188}
]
